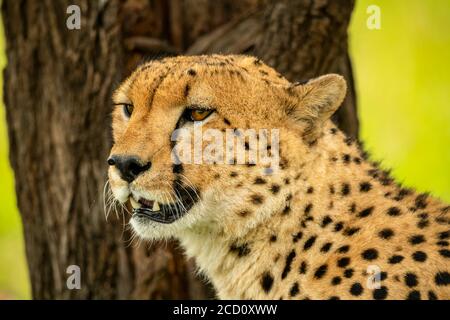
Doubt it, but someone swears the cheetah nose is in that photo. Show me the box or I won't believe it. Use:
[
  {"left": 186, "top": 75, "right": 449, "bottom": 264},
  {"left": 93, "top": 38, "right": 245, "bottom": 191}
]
[{"left": 107, "top": 155, "right": 151, "bottom": 183}]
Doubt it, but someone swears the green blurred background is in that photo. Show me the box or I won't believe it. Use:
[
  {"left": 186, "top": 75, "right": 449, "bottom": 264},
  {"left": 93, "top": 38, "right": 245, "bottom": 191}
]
[{"left": 0, "top": 0, "right": 449, "bottom": 299}]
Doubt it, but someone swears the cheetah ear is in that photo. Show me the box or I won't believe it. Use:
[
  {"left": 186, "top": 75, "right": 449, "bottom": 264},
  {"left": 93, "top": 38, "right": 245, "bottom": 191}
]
[{"left": 286, "top": 74, "right": 347, "bottom": 145}]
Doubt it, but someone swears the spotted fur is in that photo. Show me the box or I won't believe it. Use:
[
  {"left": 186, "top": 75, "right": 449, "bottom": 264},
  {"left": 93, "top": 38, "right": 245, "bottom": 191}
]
[{"left": 108, "top": 54, "right": 450, "bottom": 300}]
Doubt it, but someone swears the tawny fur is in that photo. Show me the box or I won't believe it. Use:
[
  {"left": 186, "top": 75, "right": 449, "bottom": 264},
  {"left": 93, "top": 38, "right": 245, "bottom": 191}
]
[{"left": 108, "top": 54, "right": 450, "bottom": 300}]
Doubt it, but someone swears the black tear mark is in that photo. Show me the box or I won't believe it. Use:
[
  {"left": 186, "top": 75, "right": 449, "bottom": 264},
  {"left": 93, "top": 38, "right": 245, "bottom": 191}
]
[{"left": 184, "top": 84, "right": 190, "bottom": 97}]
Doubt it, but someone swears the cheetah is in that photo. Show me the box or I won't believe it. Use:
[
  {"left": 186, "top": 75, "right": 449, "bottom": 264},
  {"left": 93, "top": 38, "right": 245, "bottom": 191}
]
[{"left": 108, "top": 54, "right": 450, "bottom": 300}]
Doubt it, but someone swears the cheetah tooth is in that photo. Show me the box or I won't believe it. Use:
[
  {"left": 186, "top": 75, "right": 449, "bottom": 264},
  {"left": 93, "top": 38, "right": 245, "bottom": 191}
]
[
  {"left": 130, "top": 197, "right": 141, "bottom": 209},
  {"left": 152, "top": 201, "right": 160, "bottom": 212}
]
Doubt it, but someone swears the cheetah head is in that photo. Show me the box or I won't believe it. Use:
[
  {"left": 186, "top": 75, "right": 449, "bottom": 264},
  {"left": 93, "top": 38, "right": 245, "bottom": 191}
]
[{"left": 108, "top": 55, "right": 346, "bottom": 240}]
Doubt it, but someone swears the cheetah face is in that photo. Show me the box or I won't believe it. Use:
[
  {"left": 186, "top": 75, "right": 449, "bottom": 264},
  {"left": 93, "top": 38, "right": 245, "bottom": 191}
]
[{"left": 108, "top": 55, "right": 346, "bottom": 239}]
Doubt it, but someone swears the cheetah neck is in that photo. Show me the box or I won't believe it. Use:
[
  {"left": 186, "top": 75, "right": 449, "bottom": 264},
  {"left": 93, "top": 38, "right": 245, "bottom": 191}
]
[{"left": 178, "top": 124, "right": 445, "bottom": 299}]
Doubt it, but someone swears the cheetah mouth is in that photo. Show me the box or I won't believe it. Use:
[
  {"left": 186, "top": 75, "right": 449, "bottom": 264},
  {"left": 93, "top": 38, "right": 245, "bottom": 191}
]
[
  {"left": 130, "top": 180, "right": 200, "bottom": 224},
  {"left": 130, "top": 197, "right": 184, "bottom": 224}
]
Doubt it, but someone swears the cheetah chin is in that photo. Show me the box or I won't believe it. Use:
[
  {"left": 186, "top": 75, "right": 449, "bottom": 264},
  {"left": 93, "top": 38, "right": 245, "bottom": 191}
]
[{"left": 108, "top": 54, "right": 450, "bottom": 300}]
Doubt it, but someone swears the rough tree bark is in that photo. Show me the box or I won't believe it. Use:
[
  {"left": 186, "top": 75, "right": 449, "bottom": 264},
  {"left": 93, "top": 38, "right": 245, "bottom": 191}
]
[{"left": 2, "top": 0, "right": 356, "bottom": 299}]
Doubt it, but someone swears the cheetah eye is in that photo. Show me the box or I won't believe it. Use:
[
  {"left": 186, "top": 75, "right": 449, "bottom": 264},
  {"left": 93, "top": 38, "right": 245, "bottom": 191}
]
[
  {"left": 182, "top": 107, "right": 214, "bottom": 122},
  {"left": 121, "top": 104, "right": 134, "bottom": 118},
  {"left": 190, "top": 109, "right": 213, "bottom": 121}
]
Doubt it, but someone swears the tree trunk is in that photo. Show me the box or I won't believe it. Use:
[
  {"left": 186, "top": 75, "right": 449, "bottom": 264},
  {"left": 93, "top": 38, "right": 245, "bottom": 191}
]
[{"left": 2, "top": 0, "right": 356, "bottom": 299}]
